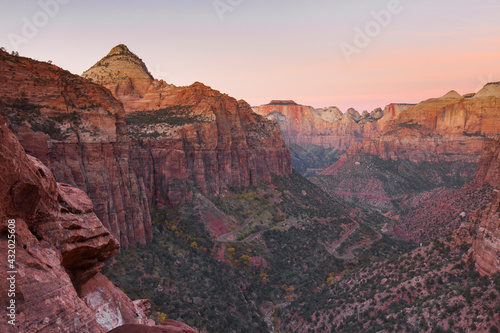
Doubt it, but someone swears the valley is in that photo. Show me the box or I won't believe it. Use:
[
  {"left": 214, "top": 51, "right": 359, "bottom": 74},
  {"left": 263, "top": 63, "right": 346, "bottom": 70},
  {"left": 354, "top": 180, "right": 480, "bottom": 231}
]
[{"left": 0, "top": 45, "right": 499, "bottom": 333}]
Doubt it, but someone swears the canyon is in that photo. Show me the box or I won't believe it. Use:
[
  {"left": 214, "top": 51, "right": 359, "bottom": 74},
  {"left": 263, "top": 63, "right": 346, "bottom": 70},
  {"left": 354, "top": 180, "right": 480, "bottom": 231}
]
[
  {"left": 1, "top": 43, "right": 499, "bottom": 333},
  {"left": 253, "top": 86, "right": 500, "bottom": 249},
  {"left": 253, "top": 100, "right": 390, "bottom": 151},
  {"left": 314, "top": 86, "right": 499, "bottom": 225}
]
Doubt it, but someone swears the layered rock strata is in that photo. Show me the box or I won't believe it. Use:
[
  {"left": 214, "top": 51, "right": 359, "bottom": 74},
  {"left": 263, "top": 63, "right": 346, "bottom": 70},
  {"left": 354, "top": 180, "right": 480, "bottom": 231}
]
[
  {"left": 312, "top": 86, "right": 500, "bottom": 241},
  {"left": 346, "top": 88, "right": 500, "bottom": 163},
  {"left": 0, "top": 115, "right": 151, "bottom": 332},
  {"left": 252, "top": 100, "right": 410, "bottom": 151}
]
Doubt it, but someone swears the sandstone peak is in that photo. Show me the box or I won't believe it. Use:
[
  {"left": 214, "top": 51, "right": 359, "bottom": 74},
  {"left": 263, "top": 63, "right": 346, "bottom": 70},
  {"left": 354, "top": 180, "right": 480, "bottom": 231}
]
[
  {"left": 474, "top": 81, "right": 500, "bottom": 98},
  {"left": 107, "top": 43, "right": 134, "bottom": 57},
  {"left": 345, "top": 108, "right": 361, "bottom": 121},
  {"left": 312, "top": 106, "right": 343, "bottom": 123},
  {"left": 82, "top": 44, "right": 154, "bottom": 98},
  {"left": 371, "top": 107, "right": 384, "bottom": 120},
  {"left": 440, "top": 90, "right": 462, "bottom": 99},
  {"left": 190, "top": 81, "right": 210, "bottom": 89}
]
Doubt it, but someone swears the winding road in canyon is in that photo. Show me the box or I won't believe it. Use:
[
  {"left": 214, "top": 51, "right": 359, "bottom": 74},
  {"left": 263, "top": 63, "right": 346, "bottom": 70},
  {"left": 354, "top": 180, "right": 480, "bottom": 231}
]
[
  {"left": 333, "top": 229, "right": 383, "bottom": 260},
  {"left": 216, "top": 209, "right": 265, "bottom": 243}
]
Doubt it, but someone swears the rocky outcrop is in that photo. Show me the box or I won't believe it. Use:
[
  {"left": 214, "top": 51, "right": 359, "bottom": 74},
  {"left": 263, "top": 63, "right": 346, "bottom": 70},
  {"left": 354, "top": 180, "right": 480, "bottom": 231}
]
[
  {"left": 0, "top": 115, "right": 141, "bottom": 332},
  {"left": 466, "top": 139, "right": 500, "bottom": 275},
  {"left": 252, "top": 100, "right": 406, "bottom": 151},
  {"left": 256, "top": 85, "right": 499, "bottom": 168},
  {"left": 82, "top": 45, "right": 292, "bottom": 205},
  {"left": 317, "top": 86, "right": 500, "bottom": 195},
  {"left": 468, "top": 189, "right": 500, "bottom": 275},
  {"left": 82, "top": 44, "right": 156, "bottom": 109},
  {"left": 0, "top": 49, "right": 152, "bottom": 248}
]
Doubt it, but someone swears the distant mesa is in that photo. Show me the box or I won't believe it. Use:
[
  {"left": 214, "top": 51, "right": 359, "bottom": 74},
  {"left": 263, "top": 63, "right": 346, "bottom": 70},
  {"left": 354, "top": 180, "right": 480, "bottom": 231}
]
[
  {"left": 475, "top": 81, "right": 500, "bottom": 98},
  {"left": 268, "top": 100, "right": 298, "bottom": 105}
]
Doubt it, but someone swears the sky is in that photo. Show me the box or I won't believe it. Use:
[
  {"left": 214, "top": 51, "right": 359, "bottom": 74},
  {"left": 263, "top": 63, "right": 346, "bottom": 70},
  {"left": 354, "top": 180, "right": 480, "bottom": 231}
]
[{"left": 1, "top": 0, "right": 499, "bottom": 111}]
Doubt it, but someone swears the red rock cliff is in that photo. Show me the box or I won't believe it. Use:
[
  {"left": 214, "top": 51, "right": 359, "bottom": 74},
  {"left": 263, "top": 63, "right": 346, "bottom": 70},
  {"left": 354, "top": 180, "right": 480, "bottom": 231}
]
[
  {"left": 346, "top": 88, "right": 500, "bottom": 163},
  {"left": 0, "top": 49, "right": 152, "bottom": 249},
  {"left": 82, "top": 45, "right": 292, "bottom": 205},
  {"left": 313, "top": 88, "right": 500, "bottom": 241},
  {"left": 0, "top": 115, "right": 154, "bottom": 332}
]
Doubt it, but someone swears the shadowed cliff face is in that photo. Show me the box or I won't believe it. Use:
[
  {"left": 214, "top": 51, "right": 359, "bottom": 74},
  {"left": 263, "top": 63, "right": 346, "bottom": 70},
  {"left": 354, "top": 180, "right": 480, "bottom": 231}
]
[
  {"left": 0, "top": 115, "right": 123, "bottom": 332},
  {"left": 0, "top": 46, "right": 292, "bottom": 248},
  {"left": 465, "top": 139, "right": 500, "bottom": 275}
]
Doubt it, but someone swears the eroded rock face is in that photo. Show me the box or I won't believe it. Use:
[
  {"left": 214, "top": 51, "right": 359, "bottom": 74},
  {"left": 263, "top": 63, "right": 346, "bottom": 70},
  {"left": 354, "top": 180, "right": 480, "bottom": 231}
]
[
  {"left": 347, "top": 89, "right": 500, "bottom": 164},
  {"left": 469, "top": 190, "right": 500, "bottom": 275},
  {"left": 317, "top": 88, "right": 500, "bottom": 204},
  {"left": 0, "top": 115, "right": 120, "bottom": 332},
  {"left": 252, "top": 101, "right": 409, "bottom": 151},
  {"left": 80, "top": 274, "right": 156, "bottom": 330},
  {"left": 2, "top": 46, "right": 292, "bottom": 247},
  {"left": 467, "top": 139, "right": 500, "bottom": 275},
  {"left": 311, "top": 88, "right": 500, "bottom": 241}
]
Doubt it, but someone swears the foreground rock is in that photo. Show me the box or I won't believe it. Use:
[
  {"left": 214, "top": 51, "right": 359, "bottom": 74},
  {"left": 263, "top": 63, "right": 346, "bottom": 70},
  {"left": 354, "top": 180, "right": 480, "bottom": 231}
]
[
  {"left": 0, "top": 116, "right": 128, "bottom": 331},
  {"left": 109, "top": 321, "right": 198, "bottom": 333}
]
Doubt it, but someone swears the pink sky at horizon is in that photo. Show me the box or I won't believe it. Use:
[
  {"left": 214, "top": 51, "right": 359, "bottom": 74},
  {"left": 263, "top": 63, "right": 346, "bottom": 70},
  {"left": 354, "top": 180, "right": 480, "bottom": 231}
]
[{"left": 1, "top": 0, "right": 499, "bottom": 112}]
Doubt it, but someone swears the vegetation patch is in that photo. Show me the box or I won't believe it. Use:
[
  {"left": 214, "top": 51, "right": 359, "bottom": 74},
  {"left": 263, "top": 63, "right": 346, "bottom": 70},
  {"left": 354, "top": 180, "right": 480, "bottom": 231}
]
[{"left": 126, "top": 106, "right": 205, "bottom": 127}]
